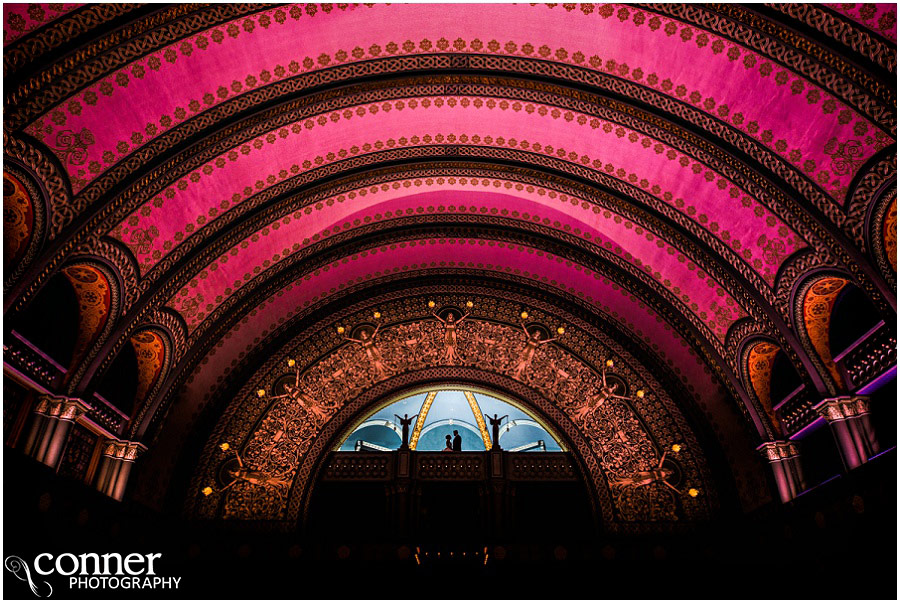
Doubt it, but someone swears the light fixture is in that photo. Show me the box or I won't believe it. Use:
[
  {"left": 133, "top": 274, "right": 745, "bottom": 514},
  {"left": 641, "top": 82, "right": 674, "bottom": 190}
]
[
  {"left": 219, "top": 442, "right": 230, "bottom": 451},
  {"left": 256, "top": 389, "right": 266, "bottom": 398},
  {"left": 605, "top": 359, "right": 614, "bottom": 368},
  {"left": 428, "top": 300, "right": 435, "bottom": 308},
  {"left": 520, "top": 311, "right": 529, "bottom": 320},
  {"left": 688, "top": 488, "right": 700, "bottom": 498},
  {"left": 466, "top": 301, "right": 474, "bottom": 308},
  {"left": 671, "top": 444, "right": 681, "bottom": 453},
  {"left": 336, "top": 326, "right": 345, "bottom": 334},
  {"left": 557, "top": 326, "right": 565, "bottom": 335},
  {"left": 287, "top": 358, "right": 296, "bottom": 367},
  {"left": 373, "top": 311, "right": 381, "bottom": 319},
  {"left": 636, "top": 389, "right": 645, "bottom": 398},
  {"left": 201, "top": 486, "right": 213, "bottom": 496}
]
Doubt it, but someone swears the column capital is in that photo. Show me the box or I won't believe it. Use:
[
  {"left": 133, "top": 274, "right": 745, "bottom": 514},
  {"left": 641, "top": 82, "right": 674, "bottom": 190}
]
[
  {"left": 813, "top": 396, "right": 870, "bottom": 421},
  {"left": 756, "top": 440, "right": 799, "bottom": 462},
  {"left": 102, "top": 439, "right": 148, "bottom": 461},
  {"left": 36, "top": 395, "right": 90, "bottom": 421}
]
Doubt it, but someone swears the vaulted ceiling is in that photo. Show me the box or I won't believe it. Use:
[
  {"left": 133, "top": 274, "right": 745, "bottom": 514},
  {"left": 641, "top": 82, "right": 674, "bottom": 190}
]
[{"left": 4, "top": 3, "right": 896, "bottom": 525}]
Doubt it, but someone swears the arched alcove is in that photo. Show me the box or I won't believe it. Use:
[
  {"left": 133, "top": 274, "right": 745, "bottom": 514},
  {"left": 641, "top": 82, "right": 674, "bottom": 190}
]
[
  {"left": 13, "top": 271, "right": 80, "bottom": 371},
  {"left": 829, "top": 284, "right": 883, "bottom": 359},
  {"left": 95, "top": 341, "right": 139, "bottom": 415}
]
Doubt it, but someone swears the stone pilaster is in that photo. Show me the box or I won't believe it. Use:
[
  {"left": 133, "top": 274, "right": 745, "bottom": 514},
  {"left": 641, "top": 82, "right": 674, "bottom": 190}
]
[
  {"left": 95, "top": 439, "right": 147, "bottom": 501},
  {"left": 21, "top": 396, "right": 89, "bottom": 469},
  {"left": 813, "top": 396, "right": 879, "bottom": 470},
  {"left": 757, "top": 441, "right": 805, "bottom": 503}
]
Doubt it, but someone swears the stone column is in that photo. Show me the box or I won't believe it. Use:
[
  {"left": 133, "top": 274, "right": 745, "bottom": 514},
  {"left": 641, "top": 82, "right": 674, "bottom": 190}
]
[
  {"left": 95, "top": 439, "right": 146, "bottom": 501},
  {"left": 813, "top": 396, "right": 878, "bottom": 470},
  {"left": 757, "top": 441, "right": 804, "bottom": 503},
  {"left": 22, "top": 396, "right": 89, "bottom": 469}
]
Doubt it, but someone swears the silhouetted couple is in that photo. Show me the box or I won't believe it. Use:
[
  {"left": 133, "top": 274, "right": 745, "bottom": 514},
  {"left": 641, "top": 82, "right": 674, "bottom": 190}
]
[{"left": 443, "top": 430, "right": 462, "bottom": 452}]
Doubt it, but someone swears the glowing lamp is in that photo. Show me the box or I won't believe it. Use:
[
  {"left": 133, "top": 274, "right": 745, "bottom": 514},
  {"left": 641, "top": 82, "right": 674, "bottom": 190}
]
[
  {"left": 428, "top": 301, "right": 436, "bottom": 308},
  {"left": 671, "top": 444, "right": 681, "bottom": 453},
  {"left": 219, "top": 442, "right": 230, "bottom": 451},
  {"left": 688, "top": 488, "right": 700, "bottom": 498},
  {"left": 256, "top": 389, "right": 266, "bottom": 398},
  {"left": 336, "top": 326, "right": 345, "bottom": 334},
  {"left": 373, "top": 311, "right": 381, "bottom": 319},
  {"left": 201, "top": 487, "right": 214, "bottom": 496},
  {"left": 556, "top": 326, "right": 565, "bottom": 335},
  {"left": 520, "top": 311, "right": 529, "bottom": 320},
  {"left": 287, "top": 358, "right": 296, "bottom": 367},
  {"left": 636, "top": 389, "right": 645, "bottom": 398},
  {"left": 466, "top": 301, "right": 474, "bottom": 308},
  {"left": 605, "top": 359, "right": 614, "bottom": 368}
]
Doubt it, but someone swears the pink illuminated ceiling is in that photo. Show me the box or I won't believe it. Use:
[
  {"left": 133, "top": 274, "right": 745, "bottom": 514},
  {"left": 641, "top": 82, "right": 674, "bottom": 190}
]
[
  {"left": 825, "top": 3, "right": 897, "bottom": 42},
  {"left": 108, "top": 95, "right": 805, "bottom": 286},
  {"left": 165, "top": 187, "right": 748, "bottom": 338},
  {"left": 27, "top": 3, "right": 890, "bottom": 199},
  {"left": 3, "top": 3, "right": 83, "bottom": 46}
]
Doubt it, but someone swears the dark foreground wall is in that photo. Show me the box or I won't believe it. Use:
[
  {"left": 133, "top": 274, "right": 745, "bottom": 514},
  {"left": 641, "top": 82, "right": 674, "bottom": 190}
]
[{"left": 3, "top": 447, "right": 896, "bottom": 600}]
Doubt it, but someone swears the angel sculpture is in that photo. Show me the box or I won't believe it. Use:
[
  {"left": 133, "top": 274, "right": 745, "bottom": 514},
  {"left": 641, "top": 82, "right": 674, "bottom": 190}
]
[
  {"left": 341, "top": 320, "right": 389, "bottom": 379},
  {"left": 573, "top": 360, "right": 644, "bottom": 423},
  {"left": 430, "top": 303, "right": 471, "bottom": 364},
  {"left": 512, "top": 321, "right": 558, "bottom": 379},
  {"left": 395, "top": 413, "right": 419, "bottom": 449},
  {"left": 259, "top": 361, "right": 329, "bottom": 423},
  {"left": 202, "top": 444, "right": 292, "bottom": 496},
  {"left": 608, "top": 451, "right": 680, "bottom": 494}
]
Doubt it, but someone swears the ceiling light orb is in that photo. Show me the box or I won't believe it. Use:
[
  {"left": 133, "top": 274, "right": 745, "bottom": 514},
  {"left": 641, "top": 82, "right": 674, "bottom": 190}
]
[
  {"left": 428, "top": 300, "right": 436, "bottom": 308},
  {"left": 219, "top": 442, "right": 230, "bottom": 451},
  {"left": 336, "top": 326, "right": 345, "bottom": 334},
  {"left": 466, "top": 300, "right": 474, "bottom": 308},
  {"left": 373, "top": 311, "right": 382, "bottom": 319},
  {"left": 520, "top": 311, "right": 529, "bottom": 320},
  {"left": 636, "top": 389, "right": 645, "bottom": 398},
  {"left": 556, "top": 326, "right": 565, "bottom": 335},
  {"left": 287, "top": 358, "right": 296, "bottom": 367},
  {"left": 605, "top": 359, "right": 614, "bottom": 368},
  {"left": 671, "top": 444, "right": 681, "bottom": 453},
  {"left": 688, "top": 488, "right": 700, "bottom": 498},
  {"left": 201, "top": 486, "right": 214, "bottom": 497},
  {"left": 256, "top": 388, "right": 266, "bottom": 398}
]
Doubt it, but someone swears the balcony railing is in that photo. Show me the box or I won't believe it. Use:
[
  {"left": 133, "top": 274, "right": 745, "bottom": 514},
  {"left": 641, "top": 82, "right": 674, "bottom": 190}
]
[
  {"left": 321, "top": 451, "right": 580, "bottom": 483},
  {"left": 835, "top": 321, "right": 897, "bottom": 391}
]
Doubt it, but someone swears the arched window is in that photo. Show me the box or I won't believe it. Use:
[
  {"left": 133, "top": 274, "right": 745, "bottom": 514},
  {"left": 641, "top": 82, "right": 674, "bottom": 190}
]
[{"left": 338, "top": 388, "right": 564, "bottom": 452}]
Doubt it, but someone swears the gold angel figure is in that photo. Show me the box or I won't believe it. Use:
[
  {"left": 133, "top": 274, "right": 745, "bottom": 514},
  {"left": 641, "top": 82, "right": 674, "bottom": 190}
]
[
  {"left": 430, "top": 306, "right": 471, "bottom": 364},
  {"left": 608, "top": 451, "right": 680, "bottom": 494},
  {"left": 261, "top": 364, "right": 329, "bottom": 423},
  {"left": 205, "top": 446, "right": 292, "bottom": 495},
  {"left": 512, "top": 322, "right": 558, "bottom": 379},
  {"left": 342, "top": 322, "right": 389, "bottom": 378},
  {"left": 573, "top": 361, "right": 644, "bottom": 423}
]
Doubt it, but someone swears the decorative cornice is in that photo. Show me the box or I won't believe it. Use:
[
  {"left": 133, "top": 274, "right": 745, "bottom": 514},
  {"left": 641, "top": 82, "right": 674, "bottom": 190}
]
[{"left": 813, "top": 395, "right": 871, "bottom": 422}]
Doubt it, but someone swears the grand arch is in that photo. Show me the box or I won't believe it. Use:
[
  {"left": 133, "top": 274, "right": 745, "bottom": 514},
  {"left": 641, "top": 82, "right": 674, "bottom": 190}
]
[{"left": 3, "top": 6, "right": 895, "bottom": 597}]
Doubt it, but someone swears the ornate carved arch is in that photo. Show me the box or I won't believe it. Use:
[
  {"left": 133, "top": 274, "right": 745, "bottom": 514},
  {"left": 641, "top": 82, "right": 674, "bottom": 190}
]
[
  {"left": 3, "top": 161, "right": 47, "bottom": 292},
  {"left": 188, "top": 311, "right": 717, "bottom": 533}
]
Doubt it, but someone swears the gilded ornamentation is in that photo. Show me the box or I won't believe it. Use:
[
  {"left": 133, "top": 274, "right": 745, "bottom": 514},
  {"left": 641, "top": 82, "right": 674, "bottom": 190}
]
[
  {"left": 50, "top": 128, "right": 95, "bottom": 167},
  {"left": 61, "top": 264, "right": 112, "bottom": 376},
  {"left": 130, "top": 330, "right": 166, "bottom": 412},
  {"left": 572, "top": 362, "right": 633, "bottom": 423},
  {"left": 884, "top": 195, "right": 897, "bottom": 272},
  {"left": 746, "top": 342, "right": 782, "bottom": 435},
  {"left": 203, "top": 315, "right": 700, "bottom": 524},
  {"left": 823, "top": 137, "right": 866, "bottom": 176},
  {"left": 3, "top": 171, "right": 34, "bottom": 269},
  {"left": 802, "top": 277, "right": 849, "bottom": 387}
]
